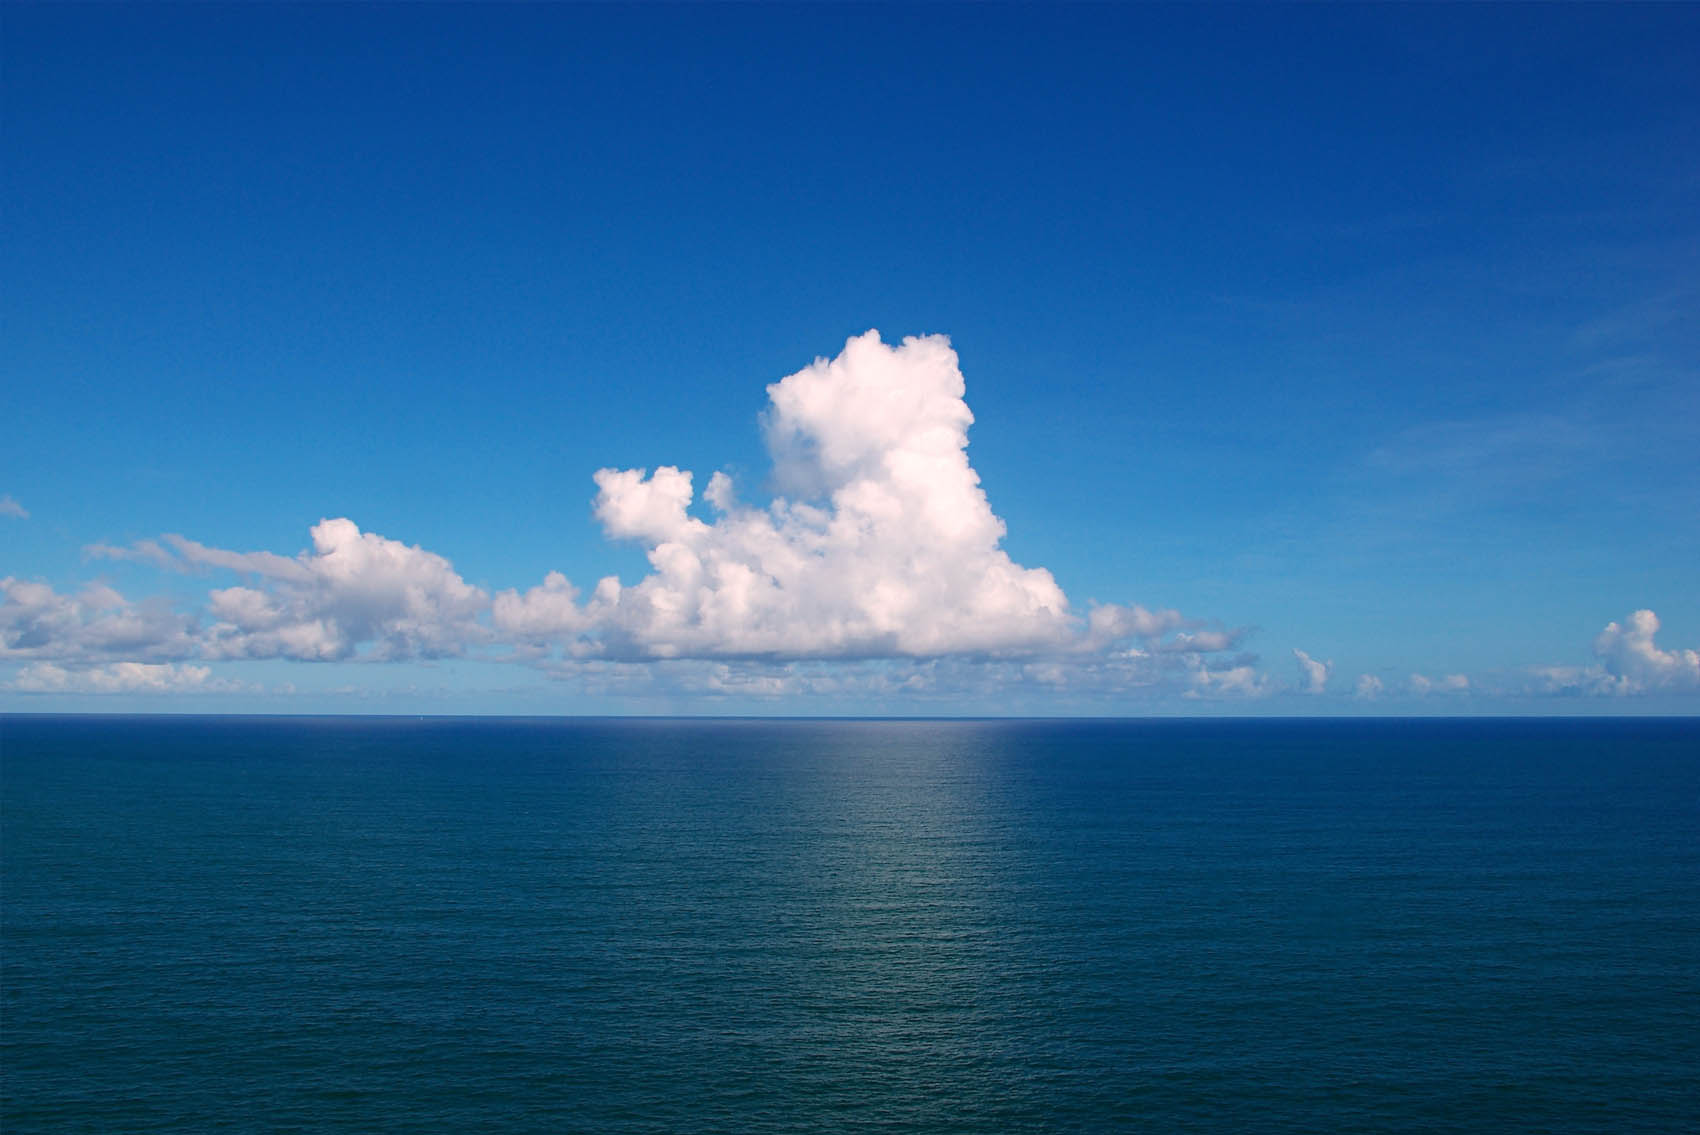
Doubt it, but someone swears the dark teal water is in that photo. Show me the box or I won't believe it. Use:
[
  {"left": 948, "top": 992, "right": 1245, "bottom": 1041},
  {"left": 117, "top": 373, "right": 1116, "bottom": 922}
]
[{"left": 4, "top": 716, "right": 1697, "bottom": 1132}]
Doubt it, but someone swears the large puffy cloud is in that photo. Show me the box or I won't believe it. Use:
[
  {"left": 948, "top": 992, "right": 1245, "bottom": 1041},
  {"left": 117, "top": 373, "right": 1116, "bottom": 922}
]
[{"left": 574, "top": 331, "right": 1199, "bottom": 660}]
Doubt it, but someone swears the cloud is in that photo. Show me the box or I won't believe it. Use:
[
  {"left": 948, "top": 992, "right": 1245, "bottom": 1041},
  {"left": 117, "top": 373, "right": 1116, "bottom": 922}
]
[
  {"left": 8, "top": 661, "right": 239, "bottom": 694},
  {"left": 197, "top": 519, "right": 487, "bottom": 661},
  {"left": 1409, "top": 672, "right": 1469, "bottom": 696},
  {"left": 81, "top": 521, "right": 489, "bottom": 662},
  {"left": 0, "top": 495, "right": 27, "bottom": 519},
  {"left": 492, "top": 571, "right": 592, "bottom": 644},
  {"left": 577, "top": 332, "right": 1081, "bottom": 659},
  {"left": 1085, "top": 604, "right": 1191, "bottom": 642},
  {"left": 537, "top": 657, "right": 921, "bottom": 702},
  {"left": 1593, "top": 609, "right": 1700, "bottom": 692},
  {"left": 1518, "top": 609, "right": 1699, "bottom": 697},
  {"left": 1182, "top": 654, "right": 1271, "bottom": 698},
  {"left": 15, "top": 332, "right": 1244, "bottom": 691},
  {"left": 568, "top": 331, "right": 1212, "bottom": 662},
  {"left": 534, "top": 648, "right": 1273, "bottom": 707},
  {"left": 1293, "top": 649, "right": 1331, "bottom": 694},
  {"left": 1354, "top": 674, "right": 1384, "bottom": 699},
  {"left": 88, "top": 533, "right": 312, "bottom": 581},
  {"left": 2, "top": 577, "right": 199, "bottom": 663},
  {"left": 85, "top": 539, "right": 176, "bottom": 568}
]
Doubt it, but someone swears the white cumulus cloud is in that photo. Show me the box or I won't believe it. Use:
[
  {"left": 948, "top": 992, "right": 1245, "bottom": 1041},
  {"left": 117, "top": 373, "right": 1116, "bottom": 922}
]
[
  {"left": 198, "top": 519, "right": 488, "bottom": 661},
  {"left": 569, "top": 331, "right": 1196, "bottom": 661},
  {"left": 1592, "top": 609, "right": 1700, "bottom": 693},
  {"left": 1293, "top": 649, "right": 1331, "bottom": 694},
  {"left": 91, "top": 520, "right": 492, "bottom": 662},
  {"left": 1517, "top": 609, "right": 1698, "bottom": 697},
  {"left": 492, "top": 571, "right": 593, "bottom": 645},
  {"left": 1, "top": 577, "right": 199, "bottom": 663}
]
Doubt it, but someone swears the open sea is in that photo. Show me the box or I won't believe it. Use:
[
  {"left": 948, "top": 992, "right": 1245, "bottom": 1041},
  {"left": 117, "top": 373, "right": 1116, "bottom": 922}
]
[{"left": 3, "top": 715, "right": 1697, "bottom": 1132}]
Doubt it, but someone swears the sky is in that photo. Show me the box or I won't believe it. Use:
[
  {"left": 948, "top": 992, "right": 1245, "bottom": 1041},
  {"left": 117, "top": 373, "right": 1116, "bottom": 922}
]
[{"left": 3, "top": 3, "right": 1697, "bottom": 715}]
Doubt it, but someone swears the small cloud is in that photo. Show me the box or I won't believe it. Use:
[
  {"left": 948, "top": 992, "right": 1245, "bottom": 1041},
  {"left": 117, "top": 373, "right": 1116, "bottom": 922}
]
[
  {"left": 1354, "top": 674, "right": 1384, "bottom": 699},
  {"left": 1293, "top": 649, "right": 1332, "bottom": 694},
  {"left": 1182, "top": 654, "right": 1271, "bottom": 698},
  {"left": 1409, "top": 672, "right": 1469, "bottom": 696},
  {"left": 0, "top": 495, "right": 27, "bottom": 520}
]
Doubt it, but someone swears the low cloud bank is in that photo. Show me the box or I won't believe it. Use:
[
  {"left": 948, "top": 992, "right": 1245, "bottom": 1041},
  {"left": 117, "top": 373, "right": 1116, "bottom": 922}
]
[{"left": 11, "top": 661, "right": 239, "bottom": 694}]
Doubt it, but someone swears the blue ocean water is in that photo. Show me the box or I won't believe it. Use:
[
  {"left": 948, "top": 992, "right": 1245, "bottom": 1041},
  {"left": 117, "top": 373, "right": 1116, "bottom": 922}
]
[{"left": 3, "top": 715, "right": 1697, "bottom": 1132}]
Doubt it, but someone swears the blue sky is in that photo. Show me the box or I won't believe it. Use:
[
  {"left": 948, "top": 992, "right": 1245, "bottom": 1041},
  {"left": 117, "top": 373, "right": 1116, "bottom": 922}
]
[{"left": 4, "top": 3, "right": 1697, "bottom": 714}]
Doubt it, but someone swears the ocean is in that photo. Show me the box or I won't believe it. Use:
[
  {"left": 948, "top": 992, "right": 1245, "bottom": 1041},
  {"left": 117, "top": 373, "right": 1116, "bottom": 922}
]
[{"left": 3, "top": 715, "right": 1697, "bottom": 1132}]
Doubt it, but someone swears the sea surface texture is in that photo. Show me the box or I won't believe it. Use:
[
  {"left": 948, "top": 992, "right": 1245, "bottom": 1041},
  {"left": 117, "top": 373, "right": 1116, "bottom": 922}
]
[{"left": 4, "top": 716, "right": 1697, "bottom": 1132}]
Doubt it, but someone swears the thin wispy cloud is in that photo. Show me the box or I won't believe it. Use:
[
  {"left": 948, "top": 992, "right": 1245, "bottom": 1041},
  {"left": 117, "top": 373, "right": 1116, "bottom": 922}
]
[
  {"left": 87, "top": 534, "right": 312, "bottom": 580},
  {"left": 10, "top": 661, "right": 242, "bottom": 694},
  {"left": 1409, "top": 673, "right": 1469, "bottom": 697}
]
